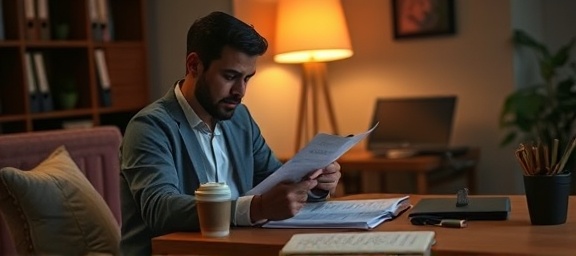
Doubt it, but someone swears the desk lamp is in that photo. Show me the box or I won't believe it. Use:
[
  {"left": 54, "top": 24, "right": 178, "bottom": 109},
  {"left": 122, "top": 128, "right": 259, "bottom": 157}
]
[{"left": 274, "top": 0, "right": 353, "bottom": 152}]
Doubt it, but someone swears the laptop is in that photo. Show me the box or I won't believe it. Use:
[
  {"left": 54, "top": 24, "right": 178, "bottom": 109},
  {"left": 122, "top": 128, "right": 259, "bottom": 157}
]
[{"left": 366, "top": 96, "right": 468, "bottom": 158}]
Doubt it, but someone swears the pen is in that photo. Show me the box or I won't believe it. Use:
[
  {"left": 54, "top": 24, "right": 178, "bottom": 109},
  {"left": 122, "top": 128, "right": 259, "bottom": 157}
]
[
  {"left": 439, "top": 219, "right": 467, "bottom": 228},
  {"left": 410, "top": 216, "right": 467, "bottom": 228}
]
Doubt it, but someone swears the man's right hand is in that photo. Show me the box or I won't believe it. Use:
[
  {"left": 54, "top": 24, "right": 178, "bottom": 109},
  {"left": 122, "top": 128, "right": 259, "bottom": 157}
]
[{"left": 250, "top": 179, "right": 318, "bottom": 222}]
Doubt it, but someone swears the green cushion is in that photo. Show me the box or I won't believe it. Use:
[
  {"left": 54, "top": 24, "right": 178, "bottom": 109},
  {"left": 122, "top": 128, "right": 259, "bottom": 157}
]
[{"left": 0, "top": 146, "right": 119, "bottom": 255}]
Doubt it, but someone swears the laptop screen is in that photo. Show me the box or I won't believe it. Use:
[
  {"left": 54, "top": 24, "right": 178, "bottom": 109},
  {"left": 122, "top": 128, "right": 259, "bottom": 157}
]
[{"left": 367, "top": 96, "right": 457, "bottom": 151}]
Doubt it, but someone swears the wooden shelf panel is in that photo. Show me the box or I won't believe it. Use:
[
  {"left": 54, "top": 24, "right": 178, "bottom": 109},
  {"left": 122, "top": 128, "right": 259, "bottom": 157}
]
[
  {"left": 0, "top": 115, "right": 27, "bottom": 122},
  {"left": 0, "top": 48, "right": 26, "bottom": 116},
  {"left": 0, "top": 41, "right": 21, "bottom": 47},
  {"left": 32, "top": 115, "right": 94, "bottom": 131},
  {"left": 99, "top": 106, "right": 143, "bottom": 114},
  {"left": 110, "top": 0, "right": 145, "bottom": 41},
  {"left": 1, "top": 0, "right": 20, "bottom": 40},
  {"left": 101, "top": 42, "right": 145, "bottom": 48},
  {"left": 25, "top": 41, "right": 90, "bottom": 48},
  {"left": 30, "top": 108, "right": 94, "bottom": 120},
  {"left": 105, "top": 45, "right": 149, "bottom": 110}
]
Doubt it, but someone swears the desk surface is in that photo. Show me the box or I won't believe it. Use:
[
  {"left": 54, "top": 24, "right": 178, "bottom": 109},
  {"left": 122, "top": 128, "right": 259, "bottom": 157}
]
[{"left": 152, "top": 194, "right": 576, "bottom": 256}]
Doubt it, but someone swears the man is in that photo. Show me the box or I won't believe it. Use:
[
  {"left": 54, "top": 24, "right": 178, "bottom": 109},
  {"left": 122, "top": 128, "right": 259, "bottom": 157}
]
[{"left": 119, "top": 11, "right": 342, "bottom": 255}]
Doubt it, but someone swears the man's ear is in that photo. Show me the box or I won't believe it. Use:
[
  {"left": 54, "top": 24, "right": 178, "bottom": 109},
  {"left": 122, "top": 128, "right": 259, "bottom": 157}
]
[{"left": 186, "top": 52, "right": 202, "bottom": 76}]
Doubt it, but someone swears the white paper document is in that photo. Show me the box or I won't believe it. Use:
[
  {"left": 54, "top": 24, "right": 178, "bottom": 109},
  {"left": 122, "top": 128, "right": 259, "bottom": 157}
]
[
  {"left": 246, "top": 124, "right": 378, "bottom": 196},
  {"left": 263, "top": 196, "right": 411, "bottom": 229},
  {"left": 280, "top": 231, "right": 435, "bottom": 256}
]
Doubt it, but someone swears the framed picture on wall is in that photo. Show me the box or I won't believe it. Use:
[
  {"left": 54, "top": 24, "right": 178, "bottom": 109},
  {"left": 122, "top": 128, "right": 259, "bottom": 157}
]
[{"left": 392, "top": 0, "right": 456, "bottom": 39}]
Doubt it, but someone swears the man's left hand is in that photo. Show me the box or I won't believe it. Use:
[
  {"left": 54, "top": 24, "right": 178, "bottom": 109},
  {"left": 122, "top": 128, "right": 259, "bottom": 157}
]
[{"left": 310, "top": 162, "right": 341, "bottom": 194}]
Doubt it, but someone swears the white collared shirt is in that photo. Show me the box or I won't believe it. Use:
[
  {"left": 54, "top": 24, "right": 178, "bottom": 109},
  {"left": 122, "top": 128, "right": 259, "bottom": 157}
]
[{"left": 174, "top": 84, "right": 255, "bottom": 226}]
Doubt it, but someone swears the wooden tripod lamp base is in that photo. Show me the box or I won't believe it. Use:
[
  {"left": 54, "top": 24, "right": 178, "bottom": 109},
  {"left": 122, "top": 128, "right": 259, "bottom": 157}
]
[{"left": 294, "top": 62, "right": 339, "bottom": 153}]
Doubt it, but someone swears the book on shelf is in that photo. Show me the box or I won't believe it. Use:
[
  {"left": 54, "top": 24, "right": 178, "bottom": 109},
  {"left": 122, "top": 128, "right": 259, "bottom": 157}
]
[
  {"left": 24, "top": 52, "right": 42, "bottom": 113},
  {"left": 263, "top": 196, "right": 411, "bottom": 229},
  {"left": 94, "top": 49, "right": 112, "bottom": 107},
  {"left": 280, "top": 231, "right": 436, "bottom": 256}
]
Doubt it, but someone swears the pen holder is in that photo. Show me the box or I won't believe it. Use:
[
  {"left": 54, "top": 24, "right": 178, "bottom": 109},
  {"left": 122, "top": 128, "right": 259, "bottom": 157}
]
[{"left": 523, "top": 173, "right": 571, "bottom": 225}]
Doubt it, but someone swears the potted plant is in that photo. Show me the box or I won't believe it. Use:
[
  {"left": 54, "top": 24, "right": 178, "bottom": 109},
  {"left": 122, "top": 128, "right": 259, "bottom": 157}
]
[
  {"left": 500, "top": 29, "right": 576, "bottom": 147},
  {"left": 56, "top": 77, "right": 78, "bottom": 110}
]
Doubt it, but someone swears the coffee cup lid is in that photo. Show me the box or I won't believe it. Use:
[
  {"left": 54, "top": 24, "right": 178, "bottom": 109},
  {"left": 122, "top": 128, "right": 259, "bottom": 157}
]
[{"left": 195, "top": 182, "right": 231, "bottom": 201}]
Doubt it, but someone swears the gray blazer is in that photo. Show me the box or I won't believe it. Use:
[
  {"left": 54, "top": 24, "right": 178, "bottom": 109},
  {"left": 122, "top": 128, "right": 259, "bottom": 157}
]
[{"left": 119, "top": 88, "right": 282, "bottom": 255}]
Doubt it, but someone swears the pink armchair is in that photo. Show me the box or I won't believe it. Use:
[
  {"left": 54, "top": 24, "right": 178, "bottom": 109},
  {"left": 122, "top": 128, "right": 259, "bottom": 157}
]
[{"left": 0, "top": 126, "right": 122, "bottom": 255}]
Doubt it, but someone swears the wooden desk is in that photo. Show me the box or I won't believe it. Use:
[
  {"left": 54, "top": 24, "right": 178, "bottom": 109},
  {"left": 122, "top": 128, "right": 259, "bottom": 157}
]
[
  {"left": 282, "top": 148, "right": 479, "bottom": 194},
  {"left": 152, "top": 194, "right": 576, "bottom": 255}
]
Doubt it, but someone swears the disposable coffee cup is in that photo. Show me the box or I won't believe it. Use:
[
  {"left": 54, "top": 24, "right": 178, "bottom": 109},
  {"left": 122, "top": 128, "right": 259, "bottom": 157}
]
[
  {"left": 523, "top": 173, "right": 571, "bottom": 225},
  {"left": 195, "top": 182, "right": 232, "bottom": 237}
]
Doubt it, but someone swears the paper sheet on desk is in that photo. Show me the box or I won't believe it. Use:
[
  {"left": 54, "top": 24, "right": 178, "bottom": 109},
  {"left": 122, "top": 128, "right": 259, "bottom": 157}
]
[{"left": 246, "top": 123, "right": 378, "bottom": 196}]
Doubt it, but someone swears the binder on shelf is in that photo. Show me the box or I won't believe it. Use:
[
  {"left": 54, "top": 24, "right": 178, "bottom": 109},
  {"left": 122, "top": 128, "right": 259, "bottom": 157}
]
[
  {"left": 105, "top": 0, "right": 114, "bottom": 41},
  {"left": 0, "top": 0, "right": 5, "bottom": 40},
  {"left": 36, "top": 0, "right": 50, "bottom": 40},
  {"left": 94, "top": 49, "right": 112, "bottom": 107},
  {"left": 32, "top": 52, "right": 54, "bottom": 112},
  {"left": 23, "top": 0, "right": 38, "bottom": 40},
  {"left": 96, "top": 0, "right": 112, "bottom": 42},
  {"left": 24, "top": 52, "right": 41, "bottom": 113},
  {"left": 88, "top": 0, "right": 102, "bottom": 41}
]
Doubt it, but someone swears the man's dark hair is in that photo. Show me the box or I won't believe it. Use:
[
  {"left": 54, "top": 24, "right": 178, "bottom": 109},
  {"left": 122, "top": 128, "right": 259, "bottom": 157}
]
[{"left": 186, "top": 11, "right": 268, "bottom": 69}]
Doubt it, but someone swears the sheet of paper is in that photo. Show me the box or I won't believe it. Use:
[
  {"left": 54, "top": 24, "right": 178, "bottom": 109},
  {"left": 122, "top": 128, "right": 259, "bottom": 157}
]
[
  {"left": 246, "top": 123, "right": 378, "bottom": 196},
  {"left": 280, "top": 231, "right": 435, "bottom": 256}
]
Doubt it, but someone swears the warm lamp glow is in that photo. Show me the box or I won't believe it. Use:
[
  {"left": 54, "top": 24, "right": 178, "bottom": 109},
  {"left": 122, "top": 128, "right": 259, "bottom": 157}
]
[{"left": 274, "top": 0, "right": 353, "bottom": 63}]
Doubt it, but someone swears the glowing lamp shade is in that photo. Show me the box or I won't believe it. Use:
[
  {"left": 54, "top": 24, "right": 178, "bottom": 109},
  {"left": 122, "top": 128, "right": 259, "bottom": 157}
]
[{"left": 274, "top": 0, "right": 353, "bottom": 63}]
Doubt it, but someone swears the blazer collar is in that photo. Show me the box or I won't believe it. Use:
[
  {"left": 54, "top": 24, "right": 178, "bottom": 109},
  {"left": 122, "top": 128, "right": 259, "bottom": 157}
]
[
  {"left": 163, "top": 86, "right": 246, "bottom": 188},
  {"left": 162, "top": 86, "right": 212, "bottom": 184}
]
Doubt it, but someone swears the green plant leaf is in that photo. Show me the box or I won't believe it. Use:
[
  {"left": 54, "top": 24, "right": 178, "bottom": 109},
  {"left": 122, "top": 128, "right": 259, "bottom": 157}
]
[
  {"left": 557, "top": 78, "right": 575, "bottom": 97},
  {"left": 502, "top": 30, "right": 576, "bottom": 147},
  {"left": 540, "top": 59, "right": 555, "bottom": 81},
  {"left": 513, "top": 30, "right": 550, "bottom": 58},
  {"left": 552, "top": 38, "right": 576, "bottom": 67}
]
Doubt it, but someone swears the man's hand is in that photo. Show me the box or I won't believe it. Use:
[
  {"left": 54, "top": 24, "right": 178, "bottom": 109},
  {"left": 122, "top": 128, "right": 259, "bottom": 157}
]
[
  {"left": 311, "top": 162, "right": 341, "bottom": 194},
  {"left": 250, "top": 179, "right": 317, "bottom": 222},
  {"left": 249, "top": 162, "right": 341, "bottom": 222}
]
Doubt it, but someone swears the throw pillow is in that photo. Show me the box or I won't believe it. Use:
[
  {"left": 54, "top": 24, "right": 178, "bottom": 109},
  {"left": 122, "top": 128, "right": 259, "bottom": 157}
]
[{"left": 0, "top": 146, "right": 120, "bottom": 255}]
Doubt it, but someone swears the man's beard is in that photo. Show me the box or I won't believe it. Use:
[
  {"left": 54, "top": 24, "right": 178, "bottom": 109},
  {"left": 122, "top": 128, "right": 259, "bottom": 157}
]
[{"left": 195, "top": 75, "right": 240, "bottom": 121}]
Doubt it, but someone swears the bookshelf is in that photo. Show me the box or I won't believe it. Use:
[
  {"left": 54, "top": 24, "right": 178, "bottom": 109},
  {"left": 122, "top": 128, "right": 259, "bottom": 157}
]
[{"left": 0, "top": 0, "right": 149, "bottom": 134}]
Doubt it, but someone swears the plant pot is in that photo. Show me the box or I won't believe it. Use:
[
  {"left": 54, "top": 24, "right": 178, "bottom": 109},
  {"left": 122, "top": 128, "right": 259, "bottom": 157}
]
[
  {"left": 55, "top": 23, "right": 70, "bottom": 40},
  {"left": 58, "top": 93, "right": 78, "bottom": 110}
]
